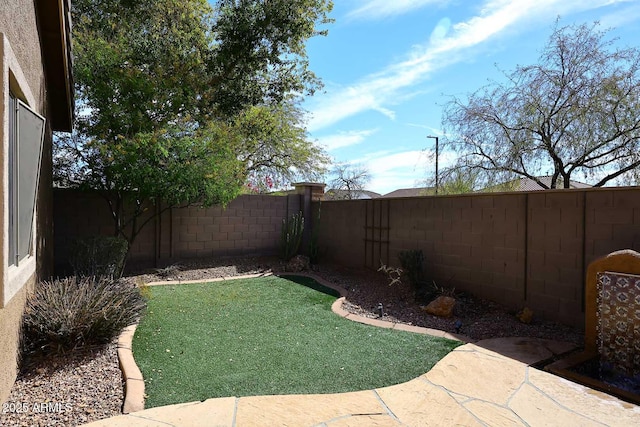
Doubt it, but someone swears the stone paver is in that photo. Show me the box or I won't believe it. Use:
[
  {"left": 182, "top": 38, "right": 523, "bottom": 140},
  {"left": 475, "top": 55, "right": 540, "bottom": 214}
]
[
  {"left": 85, "top": 398, "right": 236, "bottom": 427},
  {"left": 425, "top": 344, "right": 526, "bottom": 405},
  {"left": 324, "top": 414, "right": 402, "bottom": 426},
  {"left": 84, "top": 337, "right": 640, "bottom": 427},
  {"left": 526, "top": 367, "right": 640, "bottom": 426},
  {"left": 463, "top": 400, "right": 527, "bottom": 427},
  {"left": 508, "top": 383, "right": 602, "bottom": 427},
  {"left": 375, "top": 377, "right": 482, "bottom": 426},
  {"left": 136, "top": 397, "right": 236, "bottom": 427},
  {"left": 234, "top": 391, "right": 386, "bottom": 426}
]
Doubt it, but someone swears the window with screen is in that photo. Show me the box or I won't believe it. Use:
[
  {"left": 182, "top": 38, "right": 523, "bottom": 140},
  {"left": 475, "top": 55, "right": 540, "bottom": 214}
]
[{"left": 7, "top": 93, "right": 46, "bottom": 266}]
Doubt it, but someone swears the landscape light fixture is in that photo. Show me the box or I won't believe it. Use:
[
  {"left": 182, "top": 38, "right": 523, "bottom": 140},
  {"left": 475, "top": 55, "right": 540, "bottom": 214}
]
[{"left": 427, "top": 135, "right": 439, "bottom": 195}]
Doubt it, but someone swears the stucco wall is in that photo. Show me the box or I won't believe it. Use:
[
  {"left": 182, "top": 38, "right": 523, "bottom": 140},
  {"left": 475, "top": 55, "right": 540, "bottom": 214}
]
[
  {"left": 0, "top": 0, "right": 52, "bottom": 405},
  {"left": 0, "top": 1, "right": 47, "bottom": 112},
  {"left": 0, "top": 276, "right": 33, "bottom": 405}
]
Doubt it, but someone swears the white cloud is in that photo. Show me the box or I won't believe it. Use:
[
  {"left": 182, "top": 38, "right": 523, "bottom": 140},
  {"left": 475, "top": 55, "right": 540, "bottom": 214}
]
[
  {"left": 373, "top": 106, "right": 397, "bottom": 121},
  {"left": 362, "top": 147, "right": 469, "bottom": 194},
  {"left": 316, "top": 129, "right": 378, "bottom": 151},
  {"left": 430, "top": 17, "right": 452, "bottom": 44},
  {"left": 369, "top": 175, "right": 416, "bottom": 195},
  {"left": 405, "top": 123, "right": 443, "bottom": 134},
  {"left": 308, "top": 0, "right": 628, "bottom": 132},
  {"left": 347, "top": 0, "right": 448, "bottom": 21},
  {"left": 365, "top": 150, "right": 427, "bottom": 174},
  {"left": 599, "top": 1, "right": 640, "bottom": 28},
  {"left": 352, "top": 149, "right": 427, "bottom": 193}
]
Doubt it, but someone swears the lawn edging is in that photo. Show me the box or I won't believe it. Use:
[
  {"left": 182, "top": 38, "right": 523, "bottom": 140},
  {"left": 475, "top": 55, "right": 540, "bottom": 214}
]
[
  {"left": 117, "top": 324, "right": 145, "bottom": 414},
  {"left": 278, "top": 272, "right": 473, "bottom": 344},
  {"left": 117, "top": 270, "right": 472, "bottom": 413}
]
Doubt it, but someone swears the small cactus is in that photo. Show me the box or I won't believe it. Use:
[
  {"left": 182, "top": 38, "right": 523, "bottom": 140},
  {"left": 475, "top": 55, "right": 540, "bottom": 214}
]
[{"left": 280, "top": 211, "right": 304, "bottom": 261}]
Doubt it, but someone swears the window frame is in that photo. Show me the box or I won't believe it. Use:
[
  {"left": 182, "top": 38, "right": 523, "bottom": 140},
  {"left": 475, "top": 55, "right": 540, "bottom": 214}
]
[
  {"left": 7, "top": 93, "right": 46, "bottom": 267},
  {"left": 1, "top": 34, "right": 41, "bottom": 307}
]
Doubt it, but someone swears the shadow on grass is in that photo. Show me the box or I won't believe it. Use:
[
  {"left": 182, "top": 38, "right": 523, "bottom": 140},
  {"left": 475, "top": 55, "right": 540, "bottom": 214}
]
[{"left": 278, "top": 274, "right": 341, "bottom": 298}]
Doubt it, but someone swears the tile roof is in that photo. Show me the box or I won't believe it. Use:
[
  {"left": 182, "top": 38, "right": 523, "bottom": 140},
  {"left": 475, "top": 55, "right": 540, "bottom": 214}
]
[
  {"left": 380, "top": 187, "right": 434, "bottom": 198},
  {"left": 510, "top": 176, "right": 592, "bottom": 191},
  {"left": 324, "top": 189, "right": 381, "bottom": 200}
]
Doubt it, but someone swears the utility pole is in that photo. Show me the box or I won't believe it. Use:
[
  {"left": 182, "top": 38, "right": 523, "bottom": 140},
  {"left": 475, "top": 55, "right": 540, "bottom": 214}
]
[{"left": 427, "top": 135, "right": 439, "bottom": 195}]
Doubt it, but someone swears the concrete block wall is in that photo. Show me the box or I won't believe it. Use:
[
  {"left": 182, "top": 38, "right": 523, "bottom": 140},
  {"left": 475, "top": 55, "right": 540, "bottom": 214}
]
[
  {"left": 314, "top": 187, "right": 640, "bottom": 328},
  {"left": 525, "top": 191, "right": 586, "bottom": 325},
  {"left": 585, "top": 190, "right": 640, "bottom": 262},
  {"left": 54, "top": 189, "right": 121, "bottom": 273},
  {"left": 54, "top": 187, "right": 640, "bottom": 327},
  {"left": 54, "top": 190, "right": 301, "bottom": 272},
  {"left": 170, "top": 194, "right": 299, "bottom": 259},
  {"left": 316, "top": 200, "right": 366, "bottom": 266}
]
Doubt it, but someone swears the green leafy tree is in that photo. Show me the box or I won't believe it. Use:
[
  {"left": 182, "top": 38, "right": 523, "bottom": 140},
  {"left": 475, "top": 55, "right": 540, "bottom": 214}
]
[
  {"left": 56, "top": 121, "right": 245, "bottom": 245},
  {"left": 210, "top": 0, "right": 333, "bottom": 117},
  {"left": 442, "top": 22, "right": 640, "bottom": 189},
  {"left": 235, "top": 98, "right": 330, "bottom": 190},
  {"left": 420, "top": 168, "right": 516, "bottom": 195},
  {"left": 434, "top": 169, "right": 481, "bottom": 195},
  {"left": 56, "top": 0, "right": 333, "bottom": 246}
]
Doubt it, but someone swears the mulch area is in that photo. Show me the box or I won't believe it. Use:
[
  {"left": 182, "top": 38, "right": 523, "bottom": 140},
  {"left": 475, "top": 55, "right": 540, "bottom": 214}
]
[{"left": 1, "top": 255, "right": 584, "bottom": 426}]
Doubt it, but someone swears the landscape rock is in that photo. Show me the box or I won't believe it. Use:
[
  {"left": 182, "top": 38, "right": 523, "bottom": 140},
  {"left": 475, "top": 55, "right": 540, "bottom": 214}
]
[
  {"left": 517, "top": 307, "right": 534, "bottom": 324},
  {"left": 424, "top": 296, "right": 456, "bottom": 318},
  {"left": 286, "top": 255, "right": 310, "bottom": 272}
]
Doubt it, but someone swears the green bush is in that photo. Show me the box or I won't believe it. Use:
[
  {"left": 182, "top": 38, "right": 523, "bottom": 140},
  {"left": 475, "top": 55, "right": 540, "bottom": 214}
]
[
  {"left": 68, "top": 235, "right": 129, "bottom": 279},
  {"left": 21, "top": 276, "right": 146, "bottom": 356},
  {"left": 280, "top": 211, "right": 304, "bottom": 261},
  {"left": 398, "top": 249, "right": 439, "bottom": 303},
  {"left": 398, "top": 249, "right": 424, "bottom": 288}
]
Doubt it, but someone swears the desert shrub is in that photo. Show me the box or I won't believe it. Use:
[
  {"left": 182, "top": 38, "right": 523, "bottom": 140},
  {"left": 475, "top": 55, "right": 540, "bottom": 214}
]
[
  {"left": 155, "top": 263, "right": 182, "bottom": 278},
  {"left": 68, "top": 235, "right": 129, "bottom": 279},
  {"left": 432, "top": 280, "right": 456, "bottom": 297},
  {"left": 398, "top": 249, "right": 424, "bottom": 287},
  {"left": 280, "top": 211, "right": 304, "bottom": 261},
  {"left": 21, "top": 276, "right": 146, "bottom": 356},
  {"left": 378, "top": 262, "right": 403, "bottom": 286},
  {"left": 398, "top": 249, "right": 441, "bottom": 303}
]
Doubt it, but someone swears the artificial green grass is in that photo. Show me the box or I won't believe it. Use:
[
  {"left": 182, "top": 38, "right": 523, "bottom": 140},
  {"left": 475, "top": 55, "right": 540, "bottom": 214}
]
[{"left": 133, "top": 275, "right": 461, "bottom": 408}]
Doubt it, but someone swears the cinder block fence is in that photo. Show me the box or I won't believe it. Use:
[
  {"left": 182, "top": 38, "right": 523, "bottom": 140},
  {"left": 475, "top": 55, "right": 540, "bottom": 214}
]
[
  {"left": 53, "top": 189, "right": 302, "bottom": 273},
  {"left": 314, "top": 187, "right": 640, "bottom": 327},
  {"left": 54, "top": 185, "right": 640, "bottom": 327}
]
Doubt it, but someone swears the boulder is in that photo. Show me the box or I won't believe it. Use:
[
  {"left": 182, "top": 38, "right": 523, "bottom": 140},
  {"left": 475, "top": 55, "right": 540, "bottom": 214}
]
[
  {"left": 285, "top": 255, "right": 310, "bottom": 272},
  {"left": 423, "top": 296, "right": 456, "bottom": 318},
  {"left": 517, "top": 307, "right": 534, "bottom": 324}
]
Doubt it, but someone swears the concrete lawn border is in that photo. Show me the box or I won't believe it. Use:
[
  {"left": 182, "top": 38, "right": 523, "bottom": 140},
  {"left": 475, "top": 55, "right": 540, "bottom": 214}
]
[
  {"left": 116, "top": 270, "right": 472, "bottom": 414},
  {"left": 116, "top": 325, "right": 145, "bottom": 413},
  {"left": 278, "top": 272, "right": 472, "bottom": 343}
]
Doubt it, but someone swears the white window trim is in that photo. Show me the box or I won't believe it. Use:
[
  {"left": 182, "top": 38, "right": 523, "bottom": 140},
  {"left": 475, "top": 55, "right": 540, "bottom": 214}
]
[{"left": 1, "top": 33, "right": 40, "bottom": 307}]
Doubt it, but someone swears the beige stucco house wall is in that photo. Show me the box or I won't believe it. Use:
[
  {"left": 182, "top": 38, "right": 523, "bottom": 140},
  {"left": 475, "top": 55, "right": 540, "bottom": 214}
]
[{"left": 0, "top": 0, "right": 73, "bottom": 404}]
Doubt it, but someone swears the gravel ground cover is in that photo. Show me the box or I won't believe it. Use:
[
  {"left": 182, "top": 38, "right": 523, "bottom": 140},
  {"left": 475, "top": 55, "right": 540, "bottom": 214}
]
[
  {"left": 1, "top": 345, "right": 122, "bottom": 427},
  {"left": 2, "top": 255, "right": 583, "bottom": 426}
]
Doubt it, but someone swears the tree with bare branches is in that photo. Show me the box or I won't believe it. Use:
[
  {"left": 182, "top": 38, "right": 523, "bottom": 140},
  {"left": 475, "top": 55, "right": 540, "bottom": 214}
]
[
  {"left": 329, "top": 163, "right": 371, "bottom": 200},
  {"left": 442, "top": 22, "right": 640, "bottom": 189}
]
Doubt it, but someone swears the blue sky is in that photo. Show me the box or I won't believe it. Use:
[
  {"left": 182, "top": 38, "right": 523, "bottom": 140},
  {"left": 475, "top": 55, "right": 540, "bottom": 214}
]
[{"left": 301, "top": 0, "right": 640, "bottom": 195}]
